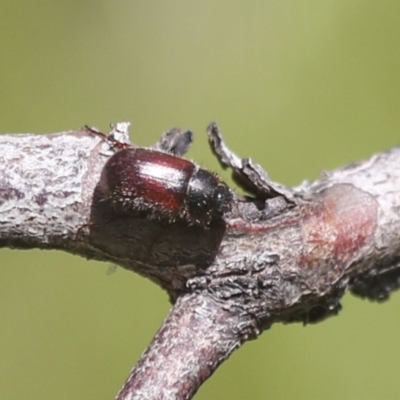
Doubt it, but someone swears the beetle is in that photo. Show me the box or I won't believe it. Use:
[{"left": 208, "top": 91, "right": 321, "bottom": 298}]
[{"left": 99, "top": 147, "right": 233, "bottom": 225}]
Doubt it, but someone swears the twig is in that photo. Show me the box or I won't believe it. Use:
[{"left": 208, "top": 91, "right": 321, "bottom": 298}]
[{"left": 1, "top": 123, "right": 400, "bottom": 399}]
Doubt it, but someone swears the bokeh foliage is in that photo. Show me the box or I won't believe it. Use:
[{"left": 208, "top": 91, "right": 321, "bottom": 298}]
[{"left": 1, "top": 2, "right": 400, "bottom": 399}]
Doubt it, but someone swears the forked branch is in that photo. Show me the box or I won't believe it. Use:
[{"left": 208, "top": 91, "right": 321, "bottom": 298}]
[{"left": 1, "top": 123, "right": 399, "bottom": 399}]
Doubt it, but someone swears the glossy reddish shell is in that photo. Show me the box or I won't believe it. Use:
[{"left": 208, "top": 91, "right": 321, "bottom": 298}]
[{"left": 100, "top": 148, "right": 196, "bottom": 215}]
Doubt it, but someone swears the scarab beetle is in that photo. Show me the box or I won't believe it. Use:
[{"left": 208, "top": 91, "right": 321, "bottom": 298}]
[{"left": 100, "top": 147, "right": 232, "bottom": 225}]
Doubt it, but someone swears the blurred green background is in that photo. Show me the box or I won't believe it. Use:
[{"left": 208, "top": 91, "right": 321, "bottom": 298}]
[{"left": 1, "top": 2, "right": 400, "bottom": 399}]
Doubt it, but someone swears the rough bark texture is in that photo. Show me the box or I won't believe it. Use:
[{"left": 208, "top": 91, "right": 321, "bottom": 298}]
[
  {"left": 115, "top": 293, "right": 241, "bottom": 400},
  {"left": 1, "top": 124, "right": 400, "bottom": 399}
]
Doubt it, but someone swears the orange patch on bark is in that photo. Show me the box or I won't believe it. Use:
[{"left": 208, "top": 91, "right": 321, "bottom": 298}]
[{"left": 299, "top": 184, "right": 378, "bottom": 272}]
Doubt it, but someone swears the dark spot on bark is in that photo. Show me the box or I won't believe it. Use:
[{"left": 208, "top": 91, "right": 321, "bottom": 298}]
[
  {"left": 0, "top": 182, "right": 25, "bottom": 205},
  {"left": 35, "top": 191, "right": 48, "bottom": 206}
]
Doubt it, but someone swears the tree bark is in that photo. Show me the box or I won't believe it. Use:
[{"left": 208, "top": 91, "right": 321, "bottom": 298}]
[{"left": 1, "top": 124, "right": 400, "bottom": 399}]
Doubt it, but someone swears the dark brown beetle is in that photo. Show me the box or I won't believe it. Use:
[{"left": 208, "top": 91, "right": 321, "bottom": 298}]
[{"left": 100, "top": 147, "right": 232, "bottom": 225}]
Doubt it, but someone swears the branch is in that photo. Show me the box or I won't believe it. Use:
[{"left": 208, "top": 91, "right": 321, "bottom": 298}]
[
  {"left": 115, "top": 293, "right": 241, "bottom": 400},
  {"left": 2, "top": 123, "right": 400, "bottom": 399}
]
